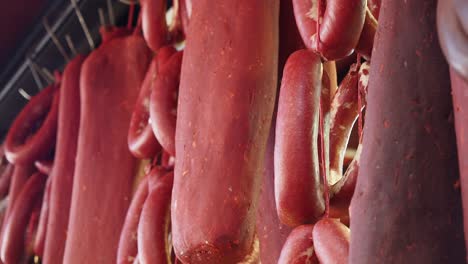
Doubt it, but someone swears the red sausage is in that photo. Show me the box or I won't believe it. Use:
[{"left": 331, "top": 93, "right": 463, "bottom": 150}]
[
  {"left": 4, "top": 84, "right": 59, "bottom": 165},
  {"left": 32, "top": 176, "right": 51, "bottom": 258},
  {"left": 355, "top": 8, "right": 378, "bottom": 60},
  {"left": 34, "top": 160, "right": 53, "bottom": 175},
  {"left": 278, "top": 225, "right": 318, "bottom": 264},
  {"left": 1, "top": 172, "right": 46, "bottom": 264},
  {"left": 275, "top": 49, "right": 324, "bottom": 227},
  {"left": 328, "top": 64, "right": 360, "bottom": 185},
  {"left": 140, "top": 0, "right": 169, "bottom": 52},
  {"left": 137, "top": 170, "right": 173, "bottom": 264},
  {"left": 149, "top": 51, "right": 183, "bottom": 156},
  {"left": 128, "top": 59, "right": 163, "bottom": 159},
  {"left": 63, "top": 33, "right": 151, "bottom": 264},
  {"left": 42, "top": 55, "right": 85, "bottom": 264},
  {"left": 117, "top": 177, "right": 149, "bottom": 264},
  {"left": 312, "top": 218, "right": 350, "bottom": 264},
  {"left": 172, "top": 0, "right": 279, "bottom": 262}
]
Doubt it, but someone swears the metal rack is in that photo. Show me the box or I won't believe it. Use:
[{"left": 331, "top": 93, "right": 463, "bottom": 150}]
[{"left": 0, "top": 0, "right": 134, "bottom": 139}]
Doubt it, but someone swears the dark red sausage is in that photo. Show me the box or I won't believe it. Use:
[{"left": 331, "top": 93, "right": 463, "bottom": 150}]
[
  {"left": 149, "top": 51, "right": 183, "bottom": 156},
  {"left": 172, "top": 0, "right": 279, "bottom": 262},
  {"left": 275, "top": 49, "right": 324, "bottom": 227},
  {"left": 355, "top": 8, "right": 378, "bottom": 60},
  {"left": 4, "top": 84, "right": 59, "bottom": 165},
  {"left": 350, "top": 0, "right": 466, "bottom": 262}
]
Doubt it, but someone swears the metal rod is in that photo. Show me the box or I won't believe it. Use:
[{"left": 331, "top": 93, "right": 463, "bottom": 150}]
[
  {"left": 98, "top": 8, "right": 106, "bottom": 27},
  {"left": 65, "top": 34, "right": 78, "bottom": 57},
  {"left": 18, "top": 88, "right": 31, "bottom": 101},
  {"left": 107, "top": 0, "right": 115, "bottom": 26},
  {"left": 27, "top": 58, "right": 44, "bottom": 90},
  {"left": 71, "top": 0, "right": 95, "bottom": 50},
  {"left": 42, "top": 17, "right": 71, "bottom": 62}
]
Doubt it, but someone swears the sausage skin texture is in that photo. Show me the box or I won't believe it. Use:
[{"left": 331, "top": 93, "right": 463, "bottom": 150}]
[
  {"left": 172, "top": 0, "right": 279, "bottom": 263},
  {"left": 312, "top": 218, "right": 349, "bottom": 264},
  {"left": 63, "top": 34, "right": 151, "bottom": 264},
  {"left": 349, "top": 0, "right": 466, "bottom": 262},
  {"left": 4, "top": 84, "right": 59, "bottom": 166},
  {"left": 33, "top": 176, "right": 51, "bottom": 258},
  {"left": 275, "top": 49, "right": 324, "bottom": 227},
  {"left": 138, "top": 170, "right": 173, "bottom": 264},
  {"left": 355, "top": 8, "right": 378, "bottom": 60},
  {"left": 277, "top": 225, "right": 318, "bottom": 264},
  {"left": 150, "top": 51, "right": 183, "bottom": 156}
]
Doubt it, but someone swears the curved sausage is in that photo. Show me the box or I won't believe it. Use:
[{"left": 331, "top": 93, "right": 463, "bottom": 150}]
[
  {"left": 312, "top": 218, "right": 350, "bottom": 264},
  {"left": 149, "top": 51, "right": 183, "bottom": 156},
  {"left": 1, "top": 172, "right": 46, "bottom": 264},
  {"left": 140, "top": 0, "right": 169, "bottom": 52},
  {"left": 32, "top": 176, "right": 51, "bottom": 258},
  {"left": 117, "top": 177, "right": 149, "bottom": 264},
  {"left": 278, "top": 225, "right": 318, "bottom": 264},
  {"left": 138, "top": 170, "right": 173, "bottom": 264},
  {"left": 275, "top": 49, "right": 324, "bottom": 227},
  {"left": 4, "top": 85, "right": 59, "bottom": 165}
]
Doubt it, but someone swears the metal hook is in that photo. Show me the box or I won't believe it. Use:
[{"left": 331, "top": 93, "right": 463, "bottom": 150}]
[
  {"left": 42, "top": 17, "right": 71, "bottom": 62},
  {"left": 18, "top": 88, "right": 32, "bottom": 101},
  {"left": 70, "top": 0, "right": 95, "bottom": 50}
]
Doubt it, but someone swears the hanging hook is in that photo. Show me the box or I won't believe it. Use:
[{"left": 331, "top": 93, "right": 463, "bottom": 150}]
[
  {"left": 42, "top": 17, "right": 71, "bottom": 62},
  {"left": 70, "top": 0, "right": 95, "bottom": 50},
  {"left": 18, "top": 88, "right": 32, "bottom": 101}
]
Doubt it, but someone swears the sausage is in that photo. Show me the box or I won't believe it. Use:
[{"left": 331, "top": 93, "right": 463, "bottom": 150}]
[
  {"left": 171, "top": 0, "right": 279, "bottom": 262},
  {"left": 313, "top": 0, "right": 366, "bottom": 60},
  {"left": 312, "top": 218, "right": 349, "bottom": 264},
  {"left": 140, "top": 0, "right": 169, "bottom": 52},
  {"left": 275, "top": 49, "right": 324, "bottom": 227},
  {"left": 4, "top": 84, "right": 59, "bottom": 165},
  {"left": 137, "top": 170, "right": 173, "bottom": 264},
  {"left": 32, "top": 176, "right": 51, "bottom": 258},
  {"left": 63, "top": 32, "right": 151, "bottom": 264},
  {"left": 117, "top": 177, "right": 149, "bottom": 264},
  {"left": 149, "top": 51, "right": 183, "bottom": 156},
  {"left": 277, "top": 225, "right": 318, "bottom": 264},
  {"left": 1, "top": 172, "right": 46, "bottom": 264},
  {"left": 42, "top": 55, "right": 85, "bottom": 264},
  {"left": 349, "top": 0, "right": 466, "bottom": 262},
  {"left": 355, "top": 8, "right": 378, "bottom": 60}
]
